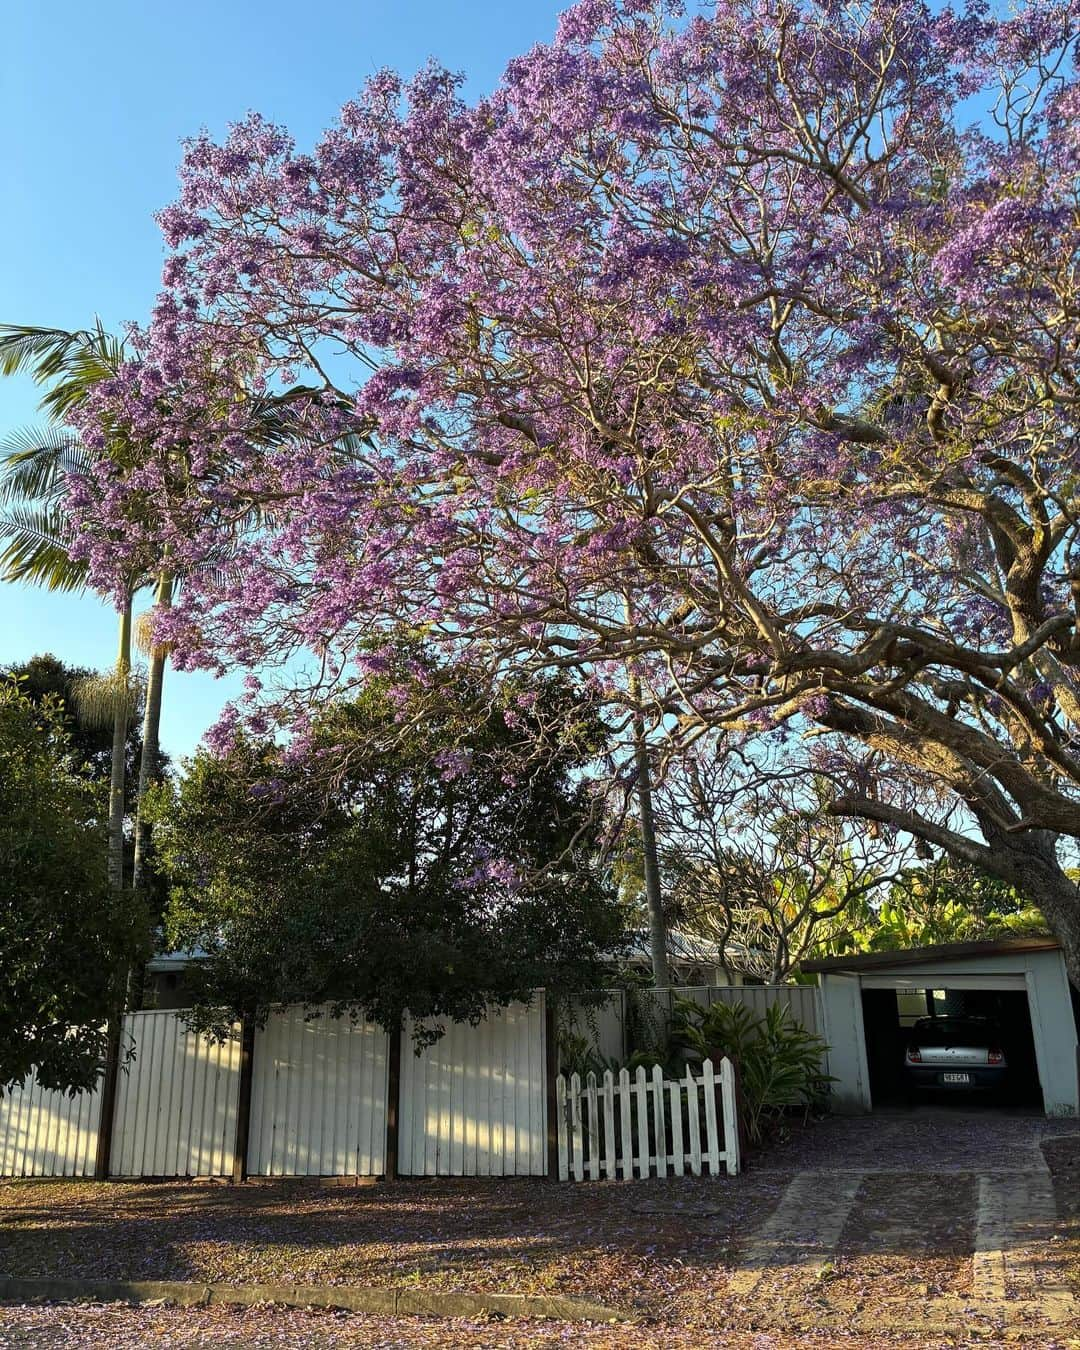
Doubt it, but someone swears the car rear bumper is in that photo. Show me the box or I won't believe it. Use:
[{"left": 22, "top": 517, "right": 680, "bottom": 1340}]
[{"left": 904, "top": 1067, "right": 1007, "bottom": 1090}]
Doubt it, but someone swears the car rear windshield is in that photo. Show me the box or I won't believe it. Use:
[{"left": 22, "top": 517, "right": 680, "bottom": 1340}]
[{"left": 910, "top": 1018, "right": 1000, "bottom": 1046}]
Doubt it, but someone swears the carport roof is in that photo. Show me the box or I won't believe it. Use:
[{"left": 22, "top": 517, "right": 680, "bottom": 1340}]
[{"left": 800, "top": 935, "right": 1059, "bottom": 974}]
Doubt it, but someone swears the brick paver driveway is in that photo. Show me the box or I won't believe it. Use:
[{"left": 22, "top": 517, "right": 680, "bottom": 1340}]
[{"left": 725, "top": 1108, "right": 1078, "bottom": 1340}]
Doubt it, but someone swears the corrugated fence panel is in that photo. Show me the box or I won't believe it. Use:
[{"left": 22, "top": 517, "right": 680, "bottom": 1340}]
[
  {"left": 633, "top": 984, "right": 826, "bottom": 1064},
  {"left": 707, "top": 983, "right": 823, "bottom": 1033},
  {"left": 248, "top": 1007, "right": 388, "bottom": 1176},
  {"left": 110, "top": 1010, "right": 241, "bottom": 1177},
  {"left": 0, "top": 1072, "right": 101, "bottom": 1177},
  {"left": 399, "top": 994, "right": 546, "bottom": 1177},
  {"left": 560, "top": 993, "right": 627, "bottom": 1068}
]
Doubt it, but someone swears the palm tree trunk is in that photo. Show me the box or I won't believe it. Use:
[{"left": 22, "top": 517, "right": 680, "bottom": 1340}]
[
  {"left": 107, "top": 598, "right": 133, "bottom": 892},
  {"left": 132, "top": 573, "right": 172, "bottom": 895}
]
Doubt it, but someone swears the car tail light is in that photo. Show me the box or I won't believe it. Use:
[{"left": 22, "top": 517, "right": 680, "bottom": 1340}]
[
  {"left": 907, "top": 1047, "right": 922, "bottom": 1063},
  {"left": 988, "top": 1049, "right": 1004, "bottom": 1065}
]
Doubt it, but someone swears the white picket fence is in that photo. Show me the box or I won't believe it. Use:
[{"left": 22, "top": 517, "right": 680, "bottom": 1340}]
[{"left": 556, "top": 1058, "right": 740, "bottom": 1181}]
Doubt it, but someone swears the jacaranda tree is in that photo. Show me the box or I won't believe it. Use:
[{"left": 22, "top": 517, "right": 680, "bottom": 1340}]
[{"left": 65, "top": 0, "right": 1080, "bottom": 979}]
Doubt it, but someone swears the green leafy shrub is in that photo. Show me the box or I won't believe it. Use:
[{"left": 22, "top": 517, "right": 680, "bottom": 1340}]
[{"left": 673, "top": 998, "right": 832, "bottom": 1146}]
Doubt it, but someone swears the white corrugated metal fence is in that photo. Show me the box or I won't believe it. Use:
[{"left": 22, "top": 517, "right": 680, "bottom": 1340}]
[
  {"left": 3, "top": 985, "right": 807, "bottom": 1181},
  {"left": 399, "top": 995, "right": 547, "bottom": 1176},
  {"left": 248, "top": 1006, "right": 389, "bottom": 1176},
  {"left": 0, "top": 1070, "right": 102, "bottom": 1177},
  {"left": 110, "top": 1010, "right": 242, "bottom": 1177}
]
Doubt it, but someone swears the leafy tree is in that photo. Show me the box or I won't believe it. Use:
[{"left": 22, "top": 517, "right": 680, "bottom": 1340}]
[
  {"left": 658, "top": 757, "right": 901, "bottom": 982},
  {"left": 0, "top": 682, "right": 145, "bottom": 1091},
  {"left": 62, "top": 2, "right": 1080, "bottom": 982},
  {"left": 3, "top": 654, "right": 171, "bottom": 928},
  {"left": 150, "top": 675, "right": 625, "bottom": 1038},
  {"left": 831, "top": 858, "right": 1049, "bottom": 955}
]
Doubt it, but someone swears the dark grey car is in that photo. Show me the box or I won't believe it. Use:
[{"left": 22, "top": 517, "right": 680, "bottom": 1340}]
[{"left": 903, "top": 1015, "right": 1008, "bottom": 1094}]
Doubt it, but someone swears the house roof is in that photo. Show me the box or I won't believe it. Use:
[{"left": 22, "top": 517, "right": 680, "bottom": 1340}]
[
  {"left": 800, "top": 935, "right": 1060, "bottom": 975},
  {"left": 623, "top": 929, "right": 725, "bottom": 965}
]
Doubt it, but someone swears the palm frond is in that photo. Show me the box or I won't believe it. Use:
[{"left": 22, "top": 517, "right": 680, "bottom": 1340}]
[
  {"left": 0, "top": 322, "right": 126, "bottom": 419},
  {"left": 71, "top": 667, "right": 143, "bottom": 730},
  {"left": 0, "top": 426, "right": 86, "bottom": 504},
  {"left": 0, "top": 326, "right": 92, "bottom": 380},
  {"left": 0, "top": 504, "right": 84, "bottom": 591}
]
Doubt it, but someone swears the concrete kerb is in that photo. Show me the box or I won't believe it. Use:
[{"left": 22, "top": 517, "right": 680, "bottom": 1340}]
[{"left": 0, "top": 1276, "right": 631, "bottom": 1323}]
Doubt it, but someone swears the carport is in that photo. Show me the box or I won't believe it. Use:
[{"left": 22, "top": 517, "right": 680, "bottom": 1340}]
[{"left": 801, "top": 937, "right": 1079, "bottom": 1116}]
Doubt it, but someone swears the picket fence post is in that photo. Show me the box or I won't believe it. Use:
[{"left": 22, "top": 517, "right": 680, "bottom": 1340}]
[
  {"left": 602, "top": 1070, "right": 616, "bottom": 1179},
  {"left": 618, "top": 1068, "right": 632, "bottom": 1179},
  {"left": 569, "top": 1072, "right": 584, "bottom": 1181},
  {"left": 556, "top": 1074, "right": 569, "bottom": 1181},
  {"left": 685, "top": 1064, "right": 702, "bottom": 1176},
  {"left": 585, "top": 1071, "right": 600, "bottom": 1180},
  {"left": 633, "top": 1065, "right": 649, "bottom": 1179},
  {"left": 668, "top": 1078, "right": 683, "bottom": 1176},
  {"left": 651, "top": 1064, "right": 667, "bottom": 1178},
  {"left": 702, "top": 1059, "right": 721, "bottom": 1174},
  {"left": 720, "top": 1056, "right": 741, "bottom": 1176}
]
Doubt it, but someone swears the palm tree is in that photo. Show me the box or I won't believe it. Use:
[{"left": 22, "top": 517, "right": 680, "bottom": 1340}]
[
  {"left": 0, "top": 323, "right": 143, "bottom": 894},
  {"left": 1, "top": 324, "right": 375, "bottom": 901}
]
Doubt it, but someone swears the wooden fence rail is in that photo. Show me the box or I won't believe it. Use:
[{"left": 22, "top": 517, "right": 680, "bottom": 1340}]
[{"left": 556, "top": 1059, "right": 740, "bottom": 1181}]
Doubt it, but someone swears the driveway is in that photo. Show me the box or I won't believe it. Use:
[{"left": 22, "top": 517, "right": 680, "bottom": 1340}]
[{"left": 723, "top": 1109, "right": 1077, "bottom": 1340}]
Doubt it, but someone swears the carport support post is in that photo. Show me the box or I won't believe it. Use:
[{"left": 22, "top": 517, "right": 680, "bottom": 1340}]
[
  {"left": 817, "top": 973, "right": 872, "bottom": 1114},
  {"left": 232, "top": 1015, "right": 256, "bottom": 1183},
  {"left": 384, "top": 1019, "right": 402, "bottom": 1180}
]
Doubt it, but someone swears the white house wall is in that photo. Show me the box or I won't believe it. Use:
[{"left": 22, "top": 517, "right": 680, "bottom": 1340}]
[
  {"left": 110, "top": 1010, "right": 242, "bottom": 1177},
  {"left": 0, "top": 1070, "right": 102, "bottom": 1177},
  {"left": 399, "top": 996, "right": 547, "bottom": 1176},
  {"left": 248, "top": 1007, "right": 389, "bottom": 1176}
]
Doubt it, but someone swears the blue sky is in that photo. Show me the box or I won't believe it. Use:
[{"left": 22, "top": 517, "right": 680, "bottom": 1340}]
[{"left": 1, "top": 0, "right": 566, "bottom": 759}]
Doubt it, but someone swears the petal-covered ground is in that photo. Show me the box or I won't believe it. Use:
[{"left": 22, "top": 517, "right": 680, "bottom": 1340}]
[
  {"left": 0, "top": 1301, "right": 1052, "bottom": 1350},
  {"left": 1, "top": 1112, "right": 1078, "bottom": 1347}
]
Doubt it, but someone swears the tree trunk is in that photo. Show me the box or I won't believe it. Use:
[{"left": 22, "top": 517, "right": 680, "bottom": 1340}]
[
  {"left": 132, "top": 573, "right": 173, "bottom": 896},
  {"left": 839, "top": 793, "right": 1080, "bottom": 991},
  {"left": 622, "top": 594, "right": 670, "bottom": 987},
  {"left": 628, "top": 679, "right": 670, "bottom": 988},
  {"left": 635, "top": 731, "right": 671, "bottom": 988},
  {"left": 107, "top": 598, "right": 133, "bottom": 893},
  {"left": 996, "top": 838, "right": 1080, "bottom": 991}
]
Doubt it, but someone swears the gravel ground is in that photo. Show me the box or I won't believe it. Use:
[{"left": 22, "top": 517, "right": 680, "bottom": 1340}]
[
  {"left": 0, "top": 1171, "right": 790, "bottom": 1315},
  {"left": 1041, "top": 1132, "right": 1080, "bottom": 1294},
  {"left": 2, "top": 1115, "right": 1079, "bottom": 1348},
  {"left": 752, "top": 1108, "right": 1050, "bottom": 1173},
  {"left": 0, "top": 1303, "right": 1055, "bottom": 1350},
  {"left": 825, "top": 1173, "right": 976, "bottom": 1299}
]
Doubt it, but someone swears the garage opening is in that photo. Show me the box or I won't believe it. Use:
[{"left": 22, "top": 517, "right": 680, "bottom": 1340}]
[{"left": 861, "top": 986, "right": 1043, "bottom": 1110}]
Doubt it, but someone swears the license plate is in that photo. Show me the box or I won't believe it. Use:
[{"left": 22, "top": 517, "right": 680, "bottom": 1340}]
[{"left": 942, "top": 1072, "right": 971, "bottom": 1084}]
